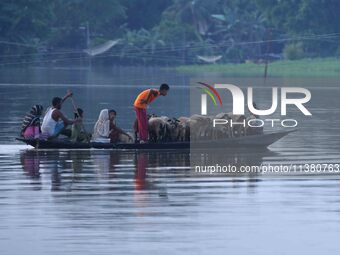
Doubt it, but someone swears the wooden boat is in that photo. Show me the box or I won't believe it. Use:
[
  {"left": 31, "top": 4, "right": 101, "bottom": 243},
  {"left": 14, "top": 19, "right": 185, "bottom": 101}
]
[{"left": 16, "top": 130, "right": 295, "bottom": 150}]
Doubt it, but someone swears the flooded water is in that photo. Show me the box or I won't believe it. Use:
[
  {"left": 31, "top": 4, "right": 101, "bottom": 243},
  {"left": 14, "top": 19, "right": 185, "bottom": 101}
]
[{"left": 0, "top": 66, "right": 340, "bottom": 254}]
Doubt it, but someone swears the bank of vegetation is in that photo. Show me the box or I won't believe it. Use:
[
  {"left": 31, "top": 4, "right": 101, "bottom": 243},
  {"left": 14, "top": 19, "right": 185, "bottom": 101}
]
[
  {"left": 177, "top": 58, "right": 340, "bottom": 77},
  {"left": 1, "top": 0, "right": 340, "bottom": 67}
]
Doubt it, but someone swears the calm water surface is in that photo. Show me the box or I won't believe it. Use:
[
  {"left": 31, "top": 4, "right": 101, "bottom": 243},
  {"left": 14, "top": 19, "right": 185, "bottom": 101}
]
[{"left": 0, "top": 67, "right": 340, "bottom": 255}]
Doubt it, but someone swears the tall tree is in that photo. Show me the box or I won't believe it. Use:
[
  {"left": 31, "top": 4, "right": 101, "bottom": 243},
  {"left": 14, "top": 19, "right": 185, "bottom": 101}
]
[
  {"left": 124, "top": 0, "right": 172, "bottom": 30},
  {"left": 256, "top": 0, "right": 340, "bottom": 55},
  {"left": 50, "top": 0, "right": 127, "bottom": 48},
  {"left": 0, "top": 0, "right": 54, "bottom": 51}
]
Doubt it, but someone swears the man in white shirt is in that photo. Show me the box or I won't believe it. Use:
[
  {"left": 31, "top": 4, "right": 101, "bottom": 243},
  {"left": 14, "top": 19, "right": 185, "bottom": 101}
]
[{"left": 41, "top": 90, "right": 80, "bottom": 138}]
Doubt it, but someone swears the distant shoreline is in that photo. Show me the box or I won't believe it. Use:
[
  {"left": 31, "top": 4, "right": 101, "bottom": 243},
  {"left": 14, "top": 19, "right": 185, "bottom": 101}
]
[{"left": 176, "top": 58, "right": 340, "bottom": 77}]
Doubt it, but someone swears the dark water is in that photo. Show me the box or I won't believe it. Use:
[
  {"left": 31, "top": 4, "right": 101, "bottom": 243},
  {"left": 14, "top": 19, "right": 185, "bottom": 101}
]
[{"left": 0, "top": 67, "right": 340, "bottom": 254}]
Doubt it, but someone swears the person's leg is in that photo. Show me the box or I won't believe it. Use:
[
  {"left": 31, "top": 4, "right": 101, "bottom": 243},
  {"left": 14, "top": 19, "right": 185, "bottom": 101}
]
[
  {"left": 54, "top": 122, "right": 64, "bottom": 136},
  {"left": 109, "top": 128, "right": 120, "bottom": 143},
  {"left": 133, "top": 118, "right": 139, "bottom": 142},
  {"left": 71, "top": 124, "right": 80, "bottom": 142},
  {"left": 79, "top": 132, "right": 91, "bottom": 143},
  {"left": 141, "top": 109, "right": 149, "bottom": 141},
  {"left": 135, "top": 108, "right": 148, "bottom": 142},
  {"left": 51, "top": 122, "right": 71, "bottom": 138},
  {"left": 60, "top": 128, "right": 72, "bottom": 138}
]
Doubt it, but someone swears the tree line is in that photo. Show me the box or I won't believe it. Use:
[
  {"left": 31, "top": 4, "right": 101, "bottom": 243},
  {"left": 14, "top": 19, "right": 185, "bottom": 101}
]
[{"left": 1, "top": 0, "right": 340, "bottom": 65}]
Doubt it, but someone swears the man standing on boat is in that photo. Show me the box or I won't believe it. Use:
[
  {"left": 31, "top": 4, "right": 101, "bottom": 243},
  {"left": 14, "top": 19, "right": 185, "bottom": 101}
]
[
  {"left": 41, "top": 90, "right": 80, "bottom": 139},
  {"left": 133, "top": 84, "right": 170, "bottom": 143}
]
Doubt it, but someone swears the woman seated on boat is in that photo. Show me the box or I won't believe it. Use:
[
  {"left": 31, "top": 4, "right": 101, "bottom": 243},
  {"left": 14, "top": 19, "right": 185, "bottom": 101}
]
[
  {"left": 71, "top": 108, "right": 91, "bottom": 142},
  {"left": 92, "top": 109, "right": 132, "bottom": 143},
  {"left": 41, "top": 91, "right": 80, "bottom": 139},
  {"left": 21, "top": 105, "right": 43, "bottom": 139}
]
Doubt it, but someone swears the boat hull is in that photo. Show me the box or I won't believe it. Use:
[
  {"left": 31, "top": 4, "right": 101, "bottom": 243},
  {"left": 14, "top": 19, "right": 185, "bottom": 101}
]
[{"left": 16, "top": 130, "right": 295, "bottom": 150}]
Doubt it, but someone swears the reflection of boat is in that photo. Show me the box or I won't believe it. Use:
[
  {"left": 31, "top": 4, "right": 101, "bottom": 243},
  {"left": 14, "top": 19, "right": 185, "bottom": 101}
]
[
  {"left": 18, "top": 148, "right": 271, "bottom": 195},
  {"left": 16, "top": 130, "right": 295, "bottom": 150}
]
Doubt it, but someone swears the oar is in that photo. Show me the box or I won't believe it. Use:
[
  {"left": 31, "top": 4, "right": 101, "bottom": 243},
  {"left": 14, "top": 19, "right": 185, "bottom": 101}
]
[{"left": 70, "top": 97, "right": 91, "bottom": 143}]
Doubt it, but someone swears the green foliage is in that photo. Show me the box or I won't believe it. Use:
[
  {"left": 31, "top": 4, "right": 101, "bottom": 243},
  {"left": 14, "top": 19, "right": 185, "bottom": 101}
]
[
  {"left": 0, "top": 0, "right": 54, "bottom": 54},
  {"left": 255, "top": 0, "right": 340, "bottom": 56},
  {"left": 0, "top": 0, "right": 339, "bottom": 65},
  {"left": 283, "top": 42, "right": 305, "bottom": 60},
  {"left": 118, "top": 28, "right": 166, "bottom": 64},
  {"left": 177, "top": 58, "right": 340, "bottom": 77},
  {"left": 210, "top": 0, "right": 267, "bottom": 62},
  {"left": 50, "top": 0, "right": 126, "bottom": 48},
  {"left": 124, "top": 0, "right": 171, "bottom": 30}
]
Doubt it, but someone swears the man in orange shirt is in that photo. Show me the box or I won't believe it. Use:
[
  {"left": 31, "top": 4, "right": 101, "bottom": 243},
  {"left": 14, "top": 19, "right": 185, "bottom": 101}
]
[{"left": 133, "top": 83, "right": 170, "bottom": 143}]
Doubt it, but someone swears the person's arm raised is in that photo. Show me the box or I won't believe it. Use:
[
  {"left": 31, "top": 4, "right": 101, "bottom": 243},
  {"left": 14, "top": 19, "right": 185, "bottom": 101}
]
[{"left": 62, "top": 89, "right": 73, "bottom": 103}]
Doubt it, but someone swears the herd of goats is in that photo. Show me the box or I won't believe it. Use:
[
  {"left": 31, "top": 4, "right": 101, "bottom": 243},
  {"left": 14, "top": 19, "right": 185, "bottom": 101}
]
[{"left": 131, "top": 112, "right": 263, "bottom": 143}]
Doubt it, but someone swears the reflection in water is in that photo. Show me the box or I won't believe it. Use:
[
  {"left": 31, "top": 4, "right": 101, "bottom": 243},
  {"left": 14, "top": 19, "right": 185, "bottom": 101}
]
[
  {"left": 18, "top": 148, "right": 270, "bottom": 193},
  {"left": 191, "top": 148, "right": 269, "bottom": 174},
  {"left": 20, "top": 150, "right": 93, "bottom": 191},
  {"left": 6, "top": 75, "right": 340, "bottom": 253},
  {"left": 20, "top": 150, "right": 42, "bottom": 190},
  {"left": 135, "top": 153, "right": 148, "bottom": 191},
  {"left": 69, "top": 150, "right": 91, "bottom": 173},
  {"left": 20, "top": 150, "right": 41, "bottom": 178},
  {"left": 0, "top": 147, "right": 337, "bottom": 254},
  {"left": 1, "top": 70, "right": 340, "bottom": 254}
]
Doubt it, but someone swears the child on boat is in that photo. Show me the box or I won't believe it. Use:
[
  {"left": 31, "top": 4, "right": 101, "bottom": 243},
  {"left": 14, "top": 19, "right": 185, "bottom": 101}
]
[
  {"left": 71, "top": 108, "right": 91, "bottom": 142},
  {"left": 21, "top": 105, "right": 44, "bottom": 139},
  {"left": 92, "top": 109, "right": 132, "bottom": 143}
]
